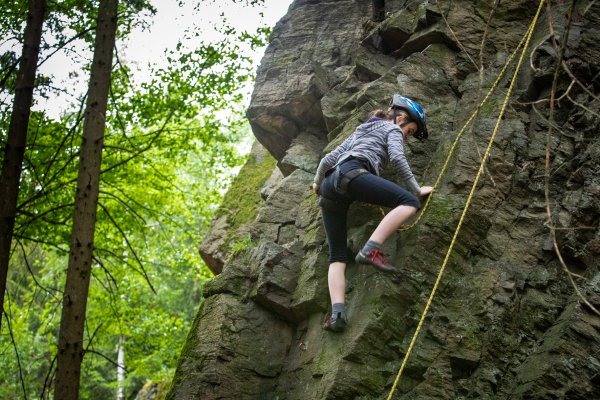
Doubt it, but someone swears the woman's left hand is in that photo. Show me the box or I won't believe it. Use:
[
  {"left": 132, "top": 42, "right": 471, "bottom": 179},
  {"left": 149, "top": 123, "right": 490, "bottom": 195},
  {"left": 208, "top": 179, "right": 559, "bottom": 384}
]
[{"left": 418, "top": 186, "right": 433, "bottom": 197}]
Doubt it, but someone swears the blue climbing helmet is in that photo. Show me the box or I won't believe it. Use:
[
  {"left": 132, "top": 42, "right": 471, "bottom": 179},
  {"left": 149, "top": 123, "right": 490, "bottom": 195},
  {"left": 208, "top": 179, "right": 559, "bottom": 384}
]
[{"left": 390, "top": 94, "right": 428, "bottom": 140}]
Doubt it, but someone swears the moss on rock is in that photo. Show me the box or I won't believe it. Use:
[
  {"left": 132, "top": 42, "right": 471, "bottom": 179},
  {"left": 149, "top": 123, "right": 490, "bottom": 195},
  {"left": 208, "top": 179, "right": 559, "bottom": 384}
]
[{"left": 216, "top": 142, "right": 277, "bottom": 230}]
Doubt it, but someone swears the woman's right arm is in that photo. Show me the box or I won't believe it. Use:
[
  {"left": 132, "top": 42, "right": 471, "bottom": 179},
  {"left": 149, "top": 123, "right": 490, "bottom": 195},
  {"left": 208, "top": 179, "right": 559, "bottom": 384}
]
[{"left": 313, "top": 133, "right": 355, "bottom": 186}]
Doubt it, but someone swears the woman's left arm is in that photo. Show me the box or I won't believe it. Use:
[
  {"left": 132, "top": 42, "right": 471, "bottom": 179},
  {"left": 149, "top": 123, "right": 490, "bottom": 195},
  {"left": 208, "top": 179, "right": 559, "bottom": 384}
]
[{"left": 387, "top": 126, "right": 421, "bottom": 194}]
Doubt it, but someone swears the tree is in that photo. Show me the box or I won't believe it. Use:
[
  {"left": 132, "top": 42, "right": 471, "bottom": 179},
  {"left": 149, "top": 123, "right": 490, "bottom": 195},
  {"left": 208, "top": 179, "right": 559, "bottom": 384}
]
[
  {"left": 0, "top": 1, "right": 274, "bottom": 397},
  {"left": 0, "top": 0, "right": 46, "bottom": 332},
  {"left": 54, "top": 0, "right": 119, "bottom": 398}
]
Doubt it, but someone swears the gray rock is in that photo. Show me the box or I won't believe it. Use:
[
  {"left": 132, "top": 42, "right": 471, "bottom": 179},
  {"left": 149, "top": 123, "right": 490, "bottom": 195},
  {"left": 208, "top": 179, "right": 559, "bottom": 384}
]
[{"left": 171, "top": 1, "right": 600, "bottom": 399}]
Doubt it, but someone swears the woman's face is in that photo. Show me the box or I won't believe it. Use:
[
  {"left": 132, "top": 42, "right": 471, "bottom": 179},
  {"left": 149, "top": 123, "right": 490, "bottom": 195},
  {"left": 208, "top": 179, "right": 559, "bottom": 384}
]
[{"left": 395, "top": 111, "right": 418, "bottom": 140}]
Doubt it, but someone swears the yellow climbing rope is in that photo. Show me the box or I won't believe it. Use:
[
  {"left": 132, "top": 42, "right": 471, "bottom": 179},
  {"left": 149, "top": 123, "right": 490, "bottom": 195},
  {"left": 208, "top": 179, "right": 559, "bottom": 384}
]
[
  {"left": 400, "top": 18, "right": 536, "bottom": 231},
  {"left": 386, "top": 1, "right": 546, "bottom": 399}
]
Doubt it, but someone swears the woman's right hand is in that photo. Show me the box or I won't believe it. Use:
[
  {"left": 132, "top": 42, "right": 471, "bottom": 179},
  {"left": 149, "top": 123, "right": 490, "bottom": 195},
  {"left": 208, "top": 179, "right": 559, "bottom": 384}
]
[
  {"left": 418, "top": 186, "right": 433, "bottom": 197},
  {"left": 312, "top": 182, "right": 320, "bottom": 195}
]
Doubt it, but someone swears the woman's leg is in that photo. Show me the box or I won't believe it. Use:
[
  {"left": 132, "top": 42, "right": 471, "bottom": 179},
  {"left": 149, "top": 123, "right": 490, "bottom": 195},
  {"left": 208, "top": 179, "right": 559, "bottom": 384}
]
[
  {"left": 326, "top": 261, "right": 348, "bottom": 331},
  {"left": 347, "top": 173, "right": 420, "bottom": 271},
  {"left": 320, "top": 173, "right": 351, "bottom": 329},
  {"left": 348, "top": 173, "right": 420, "bottom": 241},
  {"left": 322, "top": 206, "right": 349, "bottom": 315},
  {"left": 369, "top": 204, "right": 417, "bottom": 244},
  {"left": 328, "top": 261, "right": 346, "bottom": 305}
]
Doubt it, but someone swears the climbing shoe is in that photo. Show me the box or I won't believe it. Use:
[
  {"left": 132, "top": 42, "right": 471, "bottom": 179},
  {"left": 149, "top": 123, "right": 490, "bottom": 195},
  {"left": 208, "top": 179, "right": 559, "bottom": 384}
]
[
  {"left": 323, "top": 312, "right": 347, "bottom": 332},
  {"left": 355, "top": 248, "right": 397, "bottom": 273}
]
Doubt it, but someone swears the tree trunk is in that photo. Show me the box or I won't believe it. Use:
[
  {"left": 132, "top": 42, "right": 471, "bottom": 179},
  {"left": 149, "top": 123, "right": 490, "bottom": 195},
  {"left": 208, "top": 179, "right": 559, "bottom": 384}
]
[
  {"left": 54, "top": 0, "right": 118, "bottom": 398},
  {"left": 116, "top": 335, "right": 125, "bottom": 400},
  {"left": 0, "top": 0, "right": 46, "bottom": 333}
]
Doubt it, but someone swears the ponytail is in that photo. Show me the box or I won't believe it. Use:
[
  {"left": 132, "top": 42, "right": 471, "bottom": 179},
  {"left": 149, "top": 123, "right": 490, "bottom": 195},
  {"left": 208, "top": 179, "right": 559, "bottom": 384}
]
[{"left": 368, "top": 109, "right": 391, "bottom": 119}]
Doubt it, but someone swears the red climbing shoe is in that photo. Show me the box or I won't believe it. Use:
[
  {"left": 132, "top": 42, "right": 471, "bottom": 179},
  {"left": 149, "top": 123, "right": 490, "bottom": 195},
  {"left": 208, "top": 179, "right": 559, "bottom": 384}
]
[
  {"left": 323, "top": 313, "right": 347, "bottom": 332},
  {"left": 355, "top": 248, "right": 397, "bottom": 273}
]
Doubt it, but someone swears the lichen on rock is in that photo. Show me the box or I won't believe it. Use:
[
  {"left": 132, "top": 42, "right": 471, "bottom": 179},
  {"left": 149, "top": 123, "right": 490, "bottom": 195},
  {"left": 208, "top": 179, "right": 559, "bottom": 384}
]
[{"left": 171, "top": 1, "right": 600, "bottom": 399}]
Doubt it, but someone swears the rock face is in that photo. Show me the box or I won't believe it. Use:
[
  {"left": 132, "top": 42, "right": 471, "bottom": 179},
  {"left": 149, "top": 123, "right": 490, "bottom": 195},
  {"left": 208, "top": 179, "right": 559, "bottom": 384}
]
[{"left": 170, "top": 1, "right": 600, "bottom": 399}]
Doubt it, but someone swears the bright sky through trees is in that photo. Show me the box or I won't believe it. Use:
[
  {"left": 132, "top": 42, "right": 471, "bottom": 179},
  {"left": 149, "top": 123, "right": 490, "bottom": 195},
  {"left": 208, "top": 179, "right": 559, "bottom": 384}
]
[{"left": 36, "top": 0, "right": 293, "bottom": 118}]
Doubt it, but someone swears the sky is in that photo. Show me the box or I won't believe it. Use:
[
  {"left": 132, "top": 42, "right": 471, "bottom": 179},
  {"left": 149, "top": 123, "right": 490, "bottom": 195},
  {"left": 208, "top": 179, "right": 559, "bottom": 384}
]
[
  {"left": 35, "top": 0, "right": 294, "bottom": 118},
  {"left": 121, "top": 0, "right": 293, "bottom": 84}
]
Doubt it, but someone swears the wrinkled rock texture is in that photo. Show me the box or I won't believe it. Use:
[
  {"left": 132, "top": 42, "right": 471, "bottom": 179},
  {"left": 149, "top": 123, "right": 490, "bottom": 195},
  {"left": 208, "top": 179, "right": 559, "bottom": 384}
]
[{"left": 170, "top": 0, "right": 600, "bottom": 399}]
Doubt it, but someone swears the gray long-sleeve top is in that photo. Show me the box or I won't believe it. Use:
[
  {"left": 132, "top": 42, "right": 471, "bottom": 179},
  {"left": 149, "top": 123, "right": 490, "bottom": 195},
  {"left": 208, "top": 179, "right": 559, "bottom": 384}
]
[{"left": 313, "top": 118, "right": 421, "bottom": 194}]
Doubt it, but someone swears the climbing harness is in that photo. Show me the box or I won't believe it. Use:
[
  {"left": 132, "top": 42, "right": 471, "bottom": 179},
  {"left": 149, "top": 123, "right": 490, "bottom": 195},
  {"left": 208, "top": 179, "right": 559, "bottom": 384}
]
[
  {"left": 386, "top": 1, "right": 546, "bottom": 399},
  {"left": 333, "top": 166, "right": 370, "bottom": 195},
  {"left": 317, "top": 167, "right": 369, "bottom": 210},
  {"left": 318, "top": 159, "right": 370, "bottom": 209}
]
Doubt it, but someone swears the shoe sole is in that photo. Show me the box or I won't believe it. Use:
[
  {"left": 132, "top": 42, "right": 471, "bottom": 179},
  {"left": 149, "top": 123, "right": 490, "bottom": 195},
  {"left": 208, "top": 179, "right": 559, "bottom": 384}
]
[
  {"left": 323, "top": 314, "right": 347, "bottom": 332},
  {"left": 329, "top": 318, "right": 346, "bottom": 332}
]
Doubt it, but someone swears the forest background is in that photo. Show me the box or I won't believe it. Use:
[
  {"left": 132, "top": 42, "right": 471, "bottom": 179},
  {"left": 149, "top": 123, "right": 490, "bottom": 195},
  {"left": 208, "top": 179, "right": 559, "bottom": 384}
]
[{"left": 0, "top": 0, "right": 290, "bottom": 398}]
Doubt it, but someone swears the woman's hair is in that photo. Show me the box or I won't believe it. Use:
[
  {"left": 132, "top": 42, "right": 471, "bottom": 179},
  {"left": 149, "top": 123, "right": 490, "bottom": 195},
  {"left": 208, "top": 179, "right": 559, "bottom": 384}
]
[
  {"left": 368, "top": 108, "right": 408, "bottom": 121},
  {"left": 368, "top": 109, "right": 393, "bottom": 119}
]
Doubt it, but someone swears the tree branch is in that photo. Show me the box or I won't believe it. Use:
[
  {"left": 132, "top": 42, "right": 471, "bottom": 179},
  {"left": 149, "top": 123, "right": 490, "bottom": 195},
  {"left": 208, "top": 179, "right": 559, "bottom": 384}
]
[
  {"left": 3, "top": 309, "right": 28, "bottom": 400},
  {"left": 101, "top": 180, "right": 156, "bottom": 215},
  {"left": 92, "top": 254, "right": 119, "bottom": 289},
  {"left": 85, "top": 349, "right": 129, "bottom": 372},
  {"left": 16, "top": 239, "right": 60, "bottom": 297},
  {"left": 14, "top": 203, "right": 74, "bottom": 240},
  {"left": 100, "top": 43, "right": 224, "bottom": 176},
  {"left": 434, "top": 0, "right": 478, "bottom": 70},
  {"left": 40, "top": 353, "right": 57, "bottom": 400},
  {"left": 90, "top": 257, "right": 124, "bottom": 324},
  {"left": 41, "top": 96, "right": 86, "bottom": 180},
  {"left": 12, "top": 234, "right": 69, "bottom": 254},
  {"left": 37, "top": 26, "right": 96, "bottom": 68},
  {"left": 99, "top": 189, "right": 146, "bottom": 226},
  {"left": 544, "top": 0, "right": 600, "bottom": 317},
  {"left": 97, "top": 202, "right": 156, "bottom": 294},
  {"left": 15, "top": 103, "right": 84, "bottom": 213},
  {"left": 0, "top": 56, "right": 21, "bottom": 90},
  {"left": 109, "top": 45, "right": 135, "bottom": 146}
]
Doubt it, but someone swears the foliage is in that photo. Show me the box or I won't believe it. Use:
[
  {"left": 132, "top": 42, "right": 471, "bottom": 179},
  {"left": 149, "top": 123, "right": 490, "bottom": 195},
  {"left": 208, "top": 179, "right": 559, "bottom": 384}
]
[
  {"left": 0, "top": 0, "right": 155, "bottom": 140},
  {"left": 230, "top": 234, "right": 255, "bottom": 257},
  {"left": 0, "top": 0, "right": 273, "bottom": 398}
]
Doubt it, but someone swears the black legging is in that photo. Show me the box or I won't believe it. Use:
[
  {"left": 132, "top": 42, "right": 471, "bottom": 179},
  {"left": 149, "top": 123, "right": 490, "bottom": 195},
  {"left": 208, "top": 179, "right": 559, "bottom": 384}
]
[{"left": 320, "top": 158, "right": 420, "bottom": 263}]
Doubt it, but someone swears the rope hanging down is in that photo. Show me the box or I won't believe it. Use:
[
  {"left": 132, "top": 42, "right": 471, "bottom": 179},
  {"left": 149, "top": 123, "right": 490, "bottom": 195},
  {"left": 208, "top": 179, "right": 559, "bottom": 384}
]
[
  {"left": 400, "top": 19, "right": 537, "bottom": 231},
  {"left": 386, "top": 1, "right": 546, "bottom": 399}
]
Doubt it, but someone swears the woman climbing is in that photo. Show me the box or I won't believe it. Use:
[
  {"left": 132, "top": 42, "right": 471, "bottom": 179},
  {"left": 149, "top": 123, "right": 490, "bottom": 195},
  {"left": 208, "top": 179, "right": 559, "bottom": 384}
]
[{"left": 312, "top": 94, "right": 433, "bottom": 332}]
